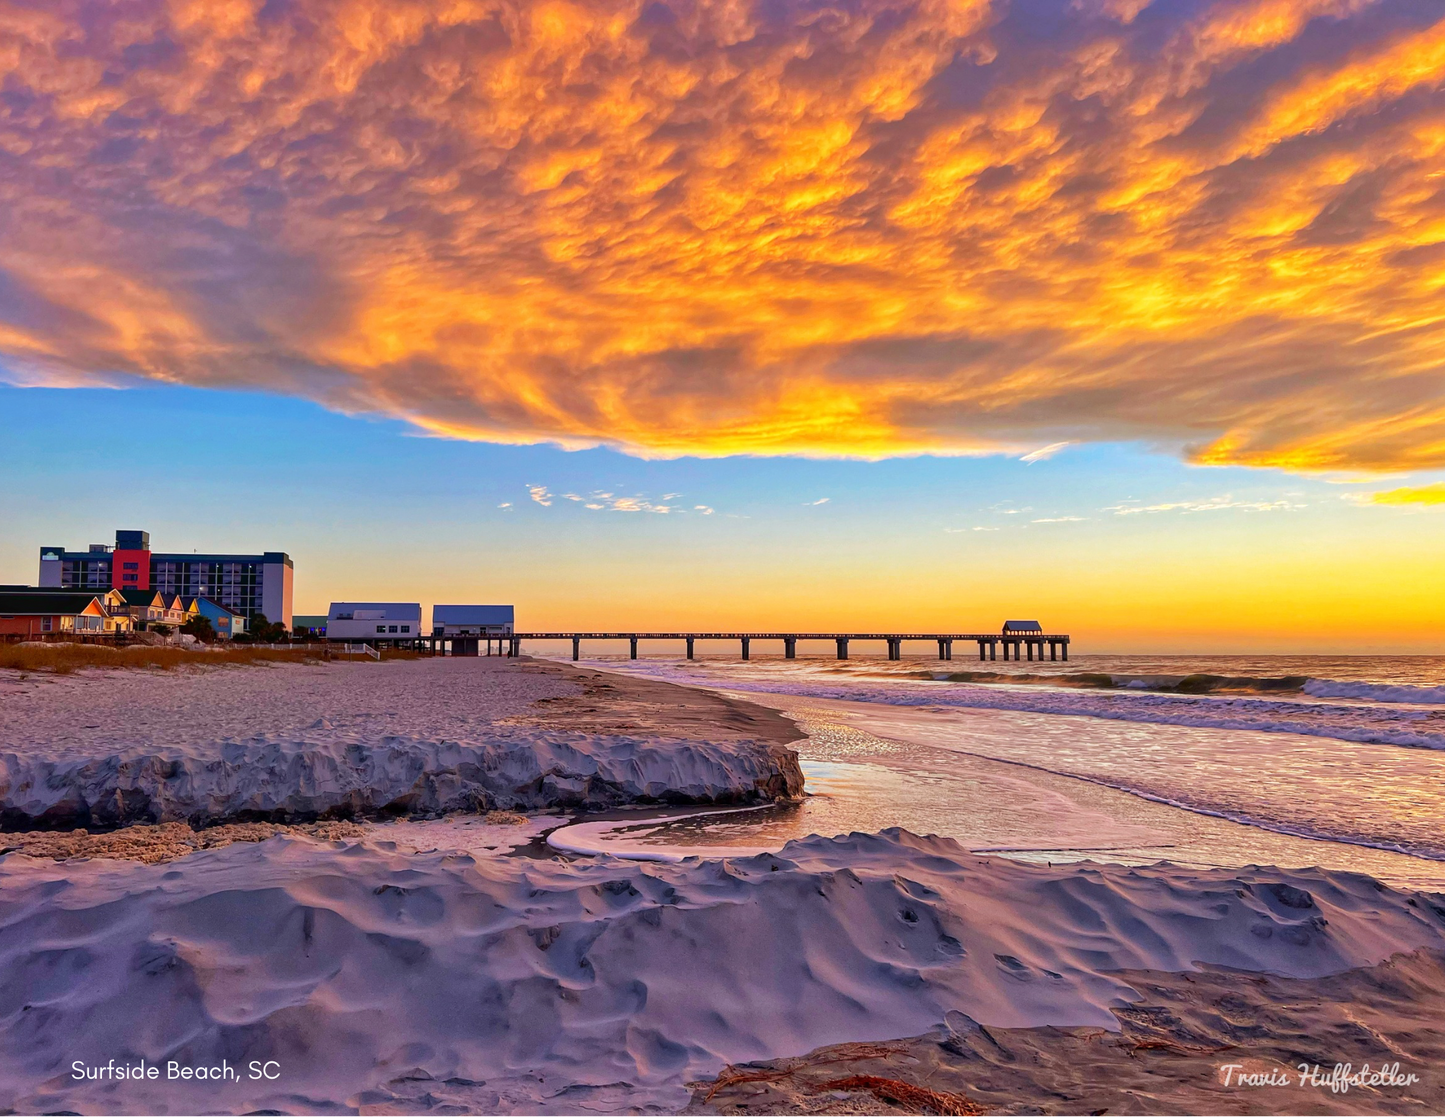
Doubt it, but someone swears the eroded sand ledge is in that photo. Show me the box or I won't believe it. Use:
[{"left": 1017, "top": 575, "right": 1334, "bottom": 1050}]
[
  {"left": 0, "top": 657, "right": 804, "bottom": 828},
  {"left": 3, "top": 829, "right": 1445, "bottom": 1114}
]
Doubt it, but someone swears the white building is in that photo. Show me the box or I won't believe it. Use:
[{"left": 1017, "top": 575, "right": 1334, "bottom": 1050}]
[
  {"left": 325, "top": 602, "right": 422, "bottom": 643},
  {"left": 432, "top": 605, "right": 514, "bottom": 637}
]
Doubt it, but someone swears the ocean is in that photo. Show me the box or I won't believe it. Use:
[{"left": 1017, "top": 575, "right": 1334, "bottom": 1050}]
[{"left": 548, "top": 653, "right": 1445, "bottom": 888}]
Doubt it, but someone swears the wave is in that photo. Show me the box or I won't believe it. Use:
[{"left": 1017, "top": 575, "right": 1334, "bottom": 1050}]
[
  {"left": 629, "top": 670, "right": 1445, "bottom": 752},
  {"left": 1303, "top": 678, "right": 1445, "bottom": 705},
  {"left": 899, "top": 668, "right": 1445, "bottom": 706},
  {"left": 913, "top": 670, "right": 1311, "bottom": 695},
  {"left": 946, "top": 753, "right": 1445, "bottom": 863}
]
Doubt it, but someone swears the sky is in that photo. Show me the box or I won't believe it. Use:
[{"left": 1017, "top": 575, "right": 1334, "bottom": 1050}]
[
  {"left": 2, "top": 382, "right": 1441, "bottom": 651},
  {"left": 2, "top": 0, "right": 1444, "bottom": 651}
]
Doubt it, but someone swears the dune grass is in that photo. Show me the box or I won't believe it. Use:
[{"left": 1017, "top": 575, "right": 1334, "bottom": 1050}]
[
  {"left": 0, "top": 643, "right": 422, "bottom": 674},
  {"left": 0, "top": 644, "right": 316, "bottom": 674}
]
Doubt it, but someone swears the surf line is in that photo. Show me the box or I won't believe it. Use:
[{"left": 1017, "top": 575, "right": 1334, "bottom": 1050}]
[{"left": 846, "top": 725, "right": 1445, "bottom": 866}]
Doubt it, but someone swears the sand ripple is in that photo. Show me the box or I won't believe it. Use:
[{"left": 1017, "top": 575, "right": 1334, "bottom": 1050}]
[{"left": 3, "top": 829, "right": 1443, "bottom": 1114}]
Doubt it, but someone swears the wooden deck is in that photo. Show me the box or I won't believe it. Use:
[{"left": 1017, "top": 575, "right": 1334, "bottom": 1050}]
[{"left": 433, "top": 631, "right": 1071, "bottom": 662}]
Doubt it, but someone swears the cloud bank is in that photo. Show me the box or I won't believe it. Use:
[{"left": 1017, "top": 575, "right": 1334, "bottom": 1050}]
[{"left": 2, "top": 0, "right": 1444, "bottom": 467}]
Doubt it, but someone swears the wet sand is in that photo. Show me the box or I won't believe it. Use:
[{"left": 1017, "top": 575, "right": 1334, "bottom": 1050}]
[{"left": 646, "top": 693, "right": 1445, "bottom": 890}]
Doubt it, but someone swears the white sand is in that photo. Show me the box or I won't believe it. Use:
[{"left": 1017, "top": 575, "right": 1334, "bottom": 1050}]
[
  {"left": 0, "top": 659, "right": 800, "bottom": 826},
  {"left": 3, "top": 829, "right": 1444, "bottom": 1115}
]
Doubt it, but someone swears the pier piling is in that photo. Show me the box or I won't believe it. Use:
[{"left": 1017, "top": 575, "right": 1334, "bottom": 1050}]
[{"left": 498, "top": 630, "right": 1068, "bottom": 662}]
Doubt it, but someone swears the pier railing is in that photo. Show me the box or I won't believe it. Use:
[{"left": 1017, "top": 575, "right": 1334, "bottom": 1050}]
[{"left": 433, "top": 631, "right": 1071, "bottom": 663}]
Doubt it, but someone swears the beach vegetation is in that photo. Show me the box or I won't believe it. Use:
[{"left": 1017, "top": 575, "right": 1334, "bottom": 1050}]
[
  {"left": 0, "top": 643, "right": 421, "bottom": 674},
  {"left": 180, "top": 615, "right": 216, "bottom": 643},
  {"left": 0, "top": 644, "right": 319, "bottom": 674},
  {"left": 235, "top": 613, "right": 291, "bottom": 643}
]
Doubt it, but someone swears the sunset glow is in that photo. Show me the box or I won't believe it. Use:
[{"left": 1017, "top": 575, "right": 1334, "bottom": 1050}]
[{"left": 3, "top": 0, "right": 1445, "bottom": 468}]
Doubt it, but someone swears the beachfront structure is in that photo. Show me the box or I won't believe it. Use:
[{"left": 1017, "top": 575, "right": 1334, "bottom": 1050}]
[
  {"left": 119, "top": 589, "right": 190, "bottom": 631},
  {"left": 325, "top": 603, "right": 421, "bottom": 644},
  {"left": 0, "top": 591, "right": 135, "bottom": 638},
  {"left": 500, "top": 627, "right": 1070, "bottom": 662},
  {"left": 1002, "top": 620, "right": 1043, "bottom": 634},
  {"left": 186, "top": 596, "right": 247, "bottom": 639},
  {"left": 432, "top": 606, "right": 514, "bottom": 637},
  {"left": 38, "top": 529, "right": 293, "bottom": 628},
  {"left": 292, "top": 614, "right": 328, "bottom": 639},
  {"left": 432, "top": 605, "right": 515, "bottom": 656}
]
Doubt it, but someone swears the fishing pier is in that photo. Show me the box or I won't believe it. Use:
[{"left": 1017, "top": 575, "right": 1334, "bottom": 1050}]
[{"left": 455, "top": 630, "right": 1070, "bottom": 662}]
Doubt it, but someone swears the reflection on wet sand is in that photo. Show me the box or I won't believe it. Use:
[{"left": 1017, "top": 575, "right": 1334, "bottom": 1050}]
[{"left": 569, "top": 700, "right": 1445, "bottom": 890}]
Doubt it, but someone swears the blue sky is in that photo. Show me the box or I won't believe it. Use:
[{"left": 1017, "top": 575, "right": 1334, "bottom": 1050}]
[{"left": 4, "top": 383, "right": 1439, "bottom": 651}]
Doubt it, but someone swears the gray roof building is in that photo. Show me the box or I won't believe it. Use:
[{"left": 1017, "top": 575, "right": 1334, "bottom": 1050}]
[{"left": 432, "top": 605, "right": 514, "bottom": 633}]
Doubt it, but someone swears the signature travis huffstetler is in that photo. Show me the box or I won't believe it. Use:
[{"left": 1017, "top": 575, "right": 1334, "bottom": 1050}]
[{"left": 1220, "top": 1062, "right": 1420, "bottom": 1094}]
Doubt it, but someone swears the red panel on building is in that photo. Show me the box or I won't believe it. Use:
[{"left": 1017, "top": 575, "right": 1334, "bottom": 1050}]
[{"left": 111, "top": 549, "right": 151, "bottom": 590}]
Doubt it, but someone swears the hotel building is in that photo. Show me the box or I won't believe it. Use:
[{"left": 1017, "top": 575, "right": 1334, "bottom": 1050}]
[{"left": 38, "top": 530, "right": 293, "bottom": 628}]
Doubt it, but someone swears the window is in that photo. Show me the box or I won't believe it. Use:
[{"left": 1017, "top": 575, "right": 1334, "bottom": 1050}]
[
  {"left": 41, "top": 616, "right": 52, "bottom": 632},
  {"left": 376, "top": 625, "right": 386, "bottom": 633},
  {"left": 124, "top": 573, "right": 137, "bottom": 582},
  {"left": 123, "top": 562, "right": 139, "bottom": 571},
  {"left": 400, "top": 625, "right": 410, "bottom": 633},
  {"left": 388, "top": 625, "right": 398, "bottom": 633}
]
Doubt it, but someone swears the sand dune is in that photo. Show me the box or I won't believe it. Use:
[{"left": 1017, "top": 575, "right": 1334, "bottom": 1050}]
[
  {"left": 4, "top": 829, "right": 1443, "bottom": 1115},
  {"left": 0, "top": 659, "right": 803, "bottom": 827}
]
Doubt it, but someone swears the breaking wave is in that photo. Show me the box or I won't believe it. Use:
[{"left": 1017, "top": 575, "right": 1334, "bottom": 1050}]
[
  {"left": 604, "top": 664, "right": 1445, "bottom": 752},
  {"left": 894, "top": 669, "right": 1445, "bottom": 707},
  {"left": 1302, "top": 678, "right": 1445, "bottom": 705}
]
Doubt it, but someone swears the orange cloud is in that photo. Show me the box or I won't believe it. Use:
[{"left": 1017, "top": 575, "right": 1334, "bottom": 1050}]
[
  {"left": 1371, "top": 482, "right": 1445, "bottom": 503},
  {"left": 1, "top": 0, "right": 1444, "bottom": 467}
]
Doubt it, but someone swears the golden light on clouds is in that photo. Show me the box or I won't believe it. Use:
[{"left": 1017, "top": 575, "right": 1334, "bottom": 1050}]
[
  {"left": 1372, "top": 482, "right": 1445, "bottom": 503},
  {"left": 2, "top": 0, "right": 1445, "bottom": 466}
]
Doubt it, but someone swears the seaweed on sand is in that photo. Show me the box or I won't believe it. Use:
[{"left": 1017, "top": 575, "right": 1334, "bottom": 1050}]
[{"left": 697, "top": 1044, "right": 984, "bottom": 1115}]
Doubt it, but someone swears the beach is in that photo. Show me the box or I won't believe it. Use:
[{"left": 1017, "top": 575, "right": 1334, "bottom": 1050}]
[
  {"left": 2, "top": 654, "right": 1443, "bottom": 1114},
  {"left": 0, "top": 656, "right": 803, "bottom": 831}
]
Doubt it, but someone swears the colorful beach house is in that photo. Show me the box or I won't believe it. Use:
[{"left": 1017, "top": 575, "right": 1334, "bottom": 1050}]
[
  {"left": 0, "top": 590, "right": 134, "bottom": 638},
  {"left": 120, "top": 589, "right": 190, "bottom": 631},
  {"left": 184, "top": 596, "right": 248, "bottom": 639}
]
